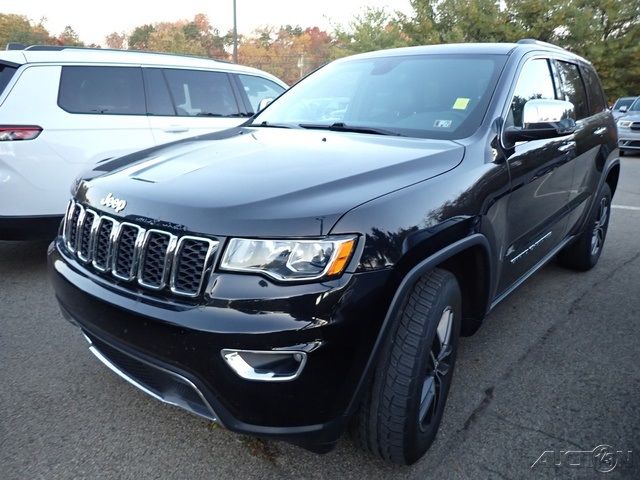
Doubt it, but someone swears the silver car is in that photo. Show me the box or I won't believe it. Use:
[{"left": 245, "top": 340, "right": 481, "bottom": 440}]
[{"left": 617, "top": 97, "right": 640, "bottom": 156}]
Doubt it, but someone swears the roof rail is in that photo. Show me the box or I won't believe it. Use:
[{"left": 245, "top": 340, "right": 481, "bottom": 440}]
[
  {"left": 24, "top": 45, "right": 65, "bottom": 51},
  {"left": 18, "top": 44, "right": 231, "bottom": 63},
  {"left": 6, "top": 42, "right": 27, "bottom": 51},
  {"left": 517, "top": 39, "right": 563, "bottom": 50}
]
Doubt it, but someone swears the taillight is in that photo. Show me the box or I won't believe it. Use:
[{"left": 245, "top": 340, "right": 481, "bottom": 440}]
[{"left": 0, "top": 125, "right": 42, "bottom": 141}]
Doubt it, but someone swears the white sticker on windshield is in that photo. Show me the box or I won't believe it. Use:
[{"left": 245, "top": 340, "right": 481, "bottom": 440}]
[{"left": 434, "top": 119, "right": 453, "bottom": 128}]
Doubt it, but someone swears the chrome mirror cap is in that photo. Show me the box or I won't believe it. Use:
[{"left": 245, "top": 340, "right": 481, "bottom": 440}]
[{"left": 523, "top": 98, "right": 576, "bottom": 130}]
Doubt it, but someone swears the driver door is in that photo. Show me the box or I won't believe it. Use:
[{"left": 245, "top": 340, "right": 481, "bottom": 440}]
[{"left": 498, "top": 57, "right": 576, "bottom": 293}]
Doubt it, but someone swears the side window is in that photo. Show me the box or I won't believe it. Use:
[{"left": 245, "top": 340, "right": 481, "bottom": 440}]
[
  {"left": 0, "top": 64, "right": 17, "bottom": 96},
  {"left": 237, "top": 74, "right": 285, "bottom": 113},
  {"left": 555, "top": 61, "right": 589, "bottom": 120},
  {"left": 162, "top": 69, "right": 239, "bottom": 117},
  {"left": 581, "top": 65, "right": 607, "bottom": 115},
  {"left": 143, "top": 68, "right": 175, "bottom": 116},
  {"left": 58, "top": 66, "right": 145, "bottom": 115},
  {"left": 507, "top": 59, "right": 556, "bottom": 128}
]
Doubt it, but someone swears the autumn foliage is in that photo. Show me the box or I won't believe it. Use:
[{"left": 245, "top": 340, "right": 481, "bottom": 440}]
[{"left": 1, "top": 1, "right": 639, "bottom": 99}]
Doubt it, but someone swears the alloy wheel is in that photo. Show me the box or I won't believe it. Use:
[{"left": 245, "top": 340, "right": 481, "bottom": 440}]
[
  {"left": 419, "top": 306, "right": 453, "bottom": 430},
  {"left": 591, "top": 197, "right": 609, "bottom": 256}
]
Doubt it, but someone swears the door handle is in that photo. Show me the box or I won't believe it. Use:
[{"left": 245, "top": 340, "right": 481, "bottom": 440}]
[
  {"left": 558, "top": 141, "right": 576, "bottom": 152},
  {"left": 593, "top": 126, "right": 607, "bottom": 135},
  {"left": 163, "top": 125, "right": 189, "bottom": 133}
]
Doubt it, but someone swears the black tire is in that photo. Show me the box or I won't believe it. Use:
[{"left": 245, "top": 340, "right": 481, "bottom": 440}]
[
  {"left": 353, "top": 268, "right": 461, "bottom": 465},
  {"left": 557, "top": 183, "right": 612, "bottom": 271}
]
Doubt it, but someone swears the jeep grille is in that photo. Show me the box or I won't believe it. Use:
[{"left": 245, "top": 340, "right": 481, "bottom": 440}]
[{"left": 62, "top": 200, "right": 218, "bottom": 297}]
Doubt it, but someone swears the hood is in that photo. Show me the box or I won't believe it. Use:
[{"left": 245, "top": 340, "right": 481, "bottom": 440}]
[
  {"left": 618, "top": 112, "right": 640, "bottom": 122},
  {"left": 76, "top": 128, "right": 464, "bottom": 237}
]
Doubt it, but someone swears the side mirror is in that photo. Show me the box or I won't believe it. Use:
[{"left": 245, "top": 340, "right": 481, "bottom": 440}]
[
  {"left": 257, "top": 98, "right": 274, "bottom": 112},
  {"left": 505, "top": 99, "right": 576, "bottom": 144},
  {"left": 619, "top": 105, "right": 628, "bottom": 113}
]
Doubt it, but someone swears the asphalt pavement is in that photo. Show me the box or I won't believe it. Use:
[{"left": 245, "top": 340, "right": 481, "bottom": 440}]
[{"left": 1, "top": 156, "right": 639, "bottom": 480}]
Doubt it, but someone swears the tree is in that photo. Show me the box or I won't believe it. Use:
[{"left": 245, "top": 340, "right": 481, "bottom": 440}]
[
  {"left": 435, "top": 0, "right": 515, "bottom": 43},
  {"left": 238, "top": 25, "right": 334, "bottom": 83},
  {"left": 0, "top": 14, "right": 54, "bottom": 47},
  {"left": 560, "top": 0, "right": 640, "bottom": 101},
  {"left": 401, "top": 0, "right": 439, "bottom": 44},
  {"left": 56, "top": 25, "right": 84, "bottom": 46},
  {"left": 123, "top": 15, "right": 228, "bottom": 59},
  {"left": 505, "top": 0, "right": 571, "bottom": 42},
  {"left": 128, "top": 24, "right": 155, "bottom": 50},
  {"left": 334, "top": 7, "right": 407, "bottom": 55},
  {"left": 401, "top": 0, "right": 640, "bottom": 99},
  {"left": 402, "top": 0, "right": 515, "bottom": 44},
  {"left": 105, "top": 32, "right": 127, "bottom": 49}
]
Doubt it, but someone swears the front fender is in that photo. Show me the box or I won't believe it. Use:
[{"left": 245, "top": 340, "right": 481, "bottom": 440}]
[{"left": 341, "top": 233, "right": 493, "bottom": 419}]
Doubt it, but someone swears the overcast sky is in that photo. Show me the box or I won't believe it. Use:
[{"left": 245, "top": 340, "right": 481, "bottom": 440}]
[{"left": 1, "top": 0, "right": 413, "bottom": 45}]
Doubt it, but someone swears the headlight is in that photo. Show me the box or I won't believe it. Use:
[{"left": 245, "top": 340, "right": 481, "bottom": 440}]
[
  {"left": 617, "top": 120, "right": 632, "bottom": 128},
  {"left": 220, "top": 236, "right": 357, "bottom": 281}
]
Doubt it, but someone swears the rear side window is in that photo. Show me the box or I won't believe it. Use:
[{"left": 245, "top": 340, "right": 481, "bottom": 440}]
[
  {"left": 555, "top": 61, "right": 589, "bottom": 120},
  {"left": 237, "top": 74, "right": 285, "bottom": 113},
  {"left": 0, "top": 64, "right": 17, "bottom": 95},
  {"left": 581, "top": 65, "right": 607, "bottom": 115},
  {"left": 163, "top": 69, "right": 239, "bottom": 117},
  {"left": 59, "top": 66, "right": 145, "bottom": 115},
  {"left": 507, "top": 58, "right": 556, "bottom": 128},
  {"left": 143, "top": 68, "right": 175, "bottom": 116}
]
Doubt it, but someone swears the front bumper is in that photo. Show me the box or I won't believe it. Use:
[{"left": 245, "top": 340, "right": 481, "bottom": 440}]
[
  {"left": 48, "top": 239, "right": 393, "bottom": 451},
  {"left": 618, "top": 128, "right": 640, "bottom": 152}
]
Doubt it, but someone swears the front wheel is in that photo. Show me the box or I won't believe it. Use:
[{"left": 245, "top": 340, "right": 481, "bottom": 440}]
[
  {"left": 557, "top": 183, "right": 612, "bottom": 271},
  {"left": 353, "top": 268, "right": 461, "bottom": 465}
]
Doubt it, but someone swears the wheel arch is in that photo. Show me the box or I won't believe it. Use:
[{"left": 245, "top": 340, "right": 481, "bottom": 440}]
[
  {"left": 605, "top": 161, "right": 620, "bottom": 197},
  {"left": 345, "top": 233, "right": 493, "bottom": 418}
]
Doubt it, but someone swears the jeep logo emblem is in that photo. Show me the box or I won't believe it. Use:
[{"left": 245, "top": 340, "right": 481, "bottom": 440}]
[{"left": 100, "top": 192, "right": 127, "bottom": 213}]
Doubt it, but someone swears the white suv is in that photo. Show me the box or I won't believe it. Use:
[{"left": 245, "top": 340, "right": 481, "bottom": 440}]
[{"left": 0, "top": 45, "right": 286, "bottom": 239}]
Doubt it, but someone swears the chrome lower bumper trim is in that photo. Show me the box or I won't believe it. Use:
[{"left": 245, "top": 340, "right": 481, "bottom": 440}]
[{"left": 84, "top": 334, "right": 219, "bottom": 423}]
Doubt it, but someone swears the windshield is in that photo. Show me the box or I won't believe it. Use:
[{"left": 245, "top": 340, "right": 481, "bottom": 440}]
[
  {"left": 628, "top": 98, "right": 640, "bottom": 112},
  {"left": 614, "top": 97, "right": 637, "bottom": 110},
  {"left": 251, "top": 54, "right": 507, "bottom": 140}
]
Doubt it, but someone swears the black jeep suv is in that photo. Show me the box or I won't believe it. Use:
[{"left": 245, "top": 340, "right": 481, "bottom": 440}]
[{"left": 49, "top": 40, "right": 619, "bottom": 465}]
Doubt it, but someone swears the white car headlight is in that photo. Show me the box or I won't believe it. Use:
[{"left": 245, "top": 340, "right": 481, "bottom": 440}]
[
  {"left": 220, "top": 236, "right": 357, "bottom": 281},
  {"left": 617, "top": 120, "right": 632, "bottom": 128}
]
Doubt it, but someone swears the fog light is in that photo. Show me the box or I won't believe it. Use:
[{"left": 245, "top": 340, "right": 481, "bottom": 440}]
[{"left": 221, "top": 349, "right": 307, "bottom": 382}]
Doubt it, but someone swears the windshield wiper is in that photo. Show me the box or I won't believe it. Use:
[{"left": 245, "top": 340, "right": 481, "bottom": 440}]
[
  {"left": 298, "top": 122, "right": 405, "bottom": 136},
  {"left": 249, "top": 120, "right": 300, "bottom": 129}
]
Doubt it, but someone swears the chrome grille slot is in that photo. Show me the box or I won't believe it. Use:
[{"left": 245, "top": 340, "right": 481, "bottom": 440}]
[
  {"left": 65, "top": 203, "right": 82, "bottom": 251},
  {"left": 92, "top": 217, "right": 116, "bottom": 272},
  {"left": 112, "top": 223, "right": 143, "bottom": 281},
  {"left": 62, "top": 200, "right": 74, "bottom": 245},
  {"left": 138, "top": 230, "right": 175, "bottom": 290},
  {"left": 61, "top": 201, "right": 218, "bottom": 298},
  {"left": 77, "top": 210, "right": 97, "bottom": 262},
  {"left": 171, "top": 237, "right": 217, "bottom": 297}
]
